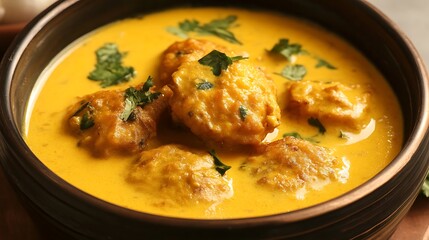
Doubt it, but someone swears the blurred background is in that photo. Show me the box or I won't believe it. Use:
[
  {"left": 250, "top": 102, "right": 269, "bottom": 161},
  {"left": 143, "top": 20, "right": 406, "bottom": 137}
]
[{"left": 371, "top": 0, "right": 429, "bottom": 65}]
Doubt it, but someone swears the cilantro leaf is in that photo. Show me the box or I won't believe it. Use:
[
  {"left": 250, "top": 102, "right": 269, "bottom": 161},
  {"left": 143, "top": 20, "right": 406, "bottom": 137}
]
[
  {"left": 80, "top": 112, "right": 95, "bottom": 130},
  {"left": 339, "top": 130, "right": 349, "bottom": 139},
  {"left": 308, "top": 117, "right": 326, "bottom": 134},
  {"left": 167, "top": 16, "right": 242, "bottom": 44},
  {"left": 283, "top": 131, "right": 320, "bottom": 143},
  {"left": 316, "top": 58, "right": 337, "bottom": 69},
  {"left": 239, "top": 105, "right": 248, "bottom": 121},
  {"left": 120, "top": 76, "right": 161, "bottom": 121},
  {"left": 166, "top": 19, "right": 199, "bottom": 38},
  {"left": 196, "top": 80, "right": 214, "bottom": 90},
  {"left": 269, "top": 38, "right": 304, "bottom": 61},
  {"left": 70, "top": 101, "right": 95, "bottom": 130},
  {"left": 283, "top": 132, "right": 303, "bottom": 139},
  {"left": 88, "top": 43, "right": 136, "bottom": 88},
  {"left": 278, "top": 64, "right": 307, "bottom": 81},
  {"left": 198, "top": 50, "right": 247, "bottom": 76},
  {"left": 199, "top": 15, "right": 242, "bottom": 44},
  {"left": 209, "top": 150, "right": 231, "bottom": 176},
  {"left": 179, "top": 19, "right": 199, "bottom": 32}
]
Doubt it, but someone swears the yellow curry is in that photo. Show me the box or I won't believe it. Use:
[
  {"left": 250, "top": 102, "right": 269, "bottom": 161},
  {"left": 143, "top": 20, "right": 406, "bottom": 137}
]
[{"left": 24, "top": 7, "right": 403, "bottom": 219}]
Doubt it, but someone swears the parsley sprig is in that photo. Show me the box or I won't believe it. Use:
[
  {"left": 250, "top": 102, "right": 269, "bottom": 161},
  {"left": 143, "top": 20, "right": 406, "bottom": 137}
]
[
  {"left": 88, "top": 43, "right": 136, "bottom": 88},
  {"left": 198, "top": 50, "right": 247, "bottom": 76},
  {"left": 167, "top": 15, "right": 242, "bottom": 44},
  {"left": 120, "top": 76, "right": 161, "bottom": 121}
]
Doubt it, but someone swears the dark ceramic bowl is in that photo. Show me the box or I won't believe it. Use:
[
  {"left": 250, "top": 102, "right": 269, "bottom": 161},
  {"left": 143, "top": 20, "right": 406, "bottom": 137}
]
[{"left": 0, "top": 0, "right": 428, "bottom": 239}]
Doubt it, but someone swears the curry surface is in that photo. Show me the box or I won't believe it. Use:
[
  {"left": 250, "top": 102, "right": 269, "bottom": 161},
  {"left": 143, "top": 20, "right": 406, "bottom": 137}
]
[{"left": 24, "top": 7, "right": 403, "bottom": 219}]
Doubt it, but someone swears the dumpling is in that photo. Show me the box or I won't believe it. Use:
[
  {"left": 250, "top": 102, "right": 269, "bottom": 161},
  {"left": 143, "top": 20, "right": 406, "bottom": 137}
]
[
  {"left": 127, "top": 144, "right": 233, "bottom": 206},
  {"left": 65, "top": 85, "right": 172, "bottom": 157}
]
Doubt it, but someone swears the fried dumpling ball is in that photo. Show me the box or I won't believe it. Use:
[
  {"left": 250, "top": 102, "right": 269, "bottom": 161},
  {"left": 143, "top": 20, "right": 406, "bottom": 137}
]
[
  {"left": 287, "top": 81, "right": 370, "bottom": 131},
  {"left": 165, "top": 43, "right": 280, "bottom": 146},
  {"left": 158, "top": 38, "right": 229, "bottom": 86},
  {"left": 65, "top": 86, "right": 172, "bottom": 157},
  {"left": 127, "top": 144, "right": 233, "bottom": 206},
  {"left": 242, "top": 136, "right": 348, "bottom": 197}
]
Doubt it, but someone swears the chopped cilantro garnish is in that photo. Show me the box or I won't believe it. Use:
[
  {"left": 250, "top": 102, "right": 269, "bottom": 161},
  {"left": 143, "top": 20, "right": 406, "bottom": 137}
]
[
  {"left": 198, "top": 50, "right": 247, "bottom": 76},
  {"left": 80, "top": 112, "right": 95, "bottom": 130},
  {"left": 339, "top": 130, "right": 349, "bottom": 139},
  {"left": 120, "top": 76, "right": 161, "bottom": 121},
  {"left": 88, "top": 43, "right": 136, "bottom": 88},
  {"left": 269, "top": 38, "right": 304, "bottom": 61},
  {"left": 196, "top": 80, "right": 214, "bottom": 90},
  {"left": 70, "top": 101, "right": 95, "bottom": 130},
  {"left": 283, "top": 131, "right": 320, "bottom": 143},
  {"left": 278, "top": 64, "right": 307, "bottom": 81},
  {"left": 179, "top": 19, "right": 200, "bottom": 32},
  {"left": 283, "top": 132, "right": 303, "bottom": 139},
  {"left": 167, "top": 15, "right": 242, "bottom": 44},
  {"left": 239, "top": 105, "right": 248, "bottom": 121},
  {"left": 308, "top": 117, "right": 326, "bottom": 134},
  {"left": 316, "top": 58, "right": 337, "bottom": 69},
  {"left": 209, "top": 150, "right": 231, "bottom": 176}
]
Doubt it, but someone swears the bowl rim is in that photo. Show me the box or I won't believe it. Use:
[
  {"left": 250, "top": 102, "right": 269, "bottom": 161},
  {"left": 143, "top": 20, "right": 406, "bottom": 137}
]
[{"left": 1, "top": 0, "right": 428, "bottom": 228}]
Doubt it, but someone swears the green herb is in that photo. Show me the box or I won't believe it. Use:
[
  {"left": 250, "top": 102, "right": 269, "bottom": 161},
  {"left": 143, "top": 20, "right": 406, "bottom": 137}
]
[
  {"left": 283, "top": 132, "right": 303, "bottom": 139},
  {"left": 282, "top": 131, "right": 320, "bottom": 143},
  {"left": 70, "top": 101, "right": 95, "bottom": 130},
  {"left": 239, "top": 162, "right": 248, "bottom": 171},
  {"left": 278, "top": 64, "right": 307, "bottom": 81},
  {"left": 339, "top": 130, "right": 349, "bottom": 139},
  {"left": 269, "top": 38, "right": 304, "bottom": 61},
  {"left": 179, "top": 19, "right": 200, "bottom": 32},
  {"left": 120, "top": 76, "right": 161, "bottom": 121},
  {"left": 209, "top": 150, "right": 231, "bottom": 176},
  {"left": 308, "top": 117, "right": 326, "bottom": 134},
  {"left": 198, "top": 50, "right": 247, "bottom": 76},
  {"left": 166, "top": 19, "right": 199, "bottom": 38},
  {"left": 316, "top": 58, "right": 337, "bottom": 69},
  {"left": 167, "top": 15, "right": 242, "bottom": 44},
  {"left": 196, "top": 80, "right": 214, "bottom": 90},
  {"left": 422, "top": 173, "right": 429, "bottom": 197},
  {"left": 239, "top": 105, "right": 248, "bottom": 121},
  {"left": 80, "top": 112, "right": 95, "bottom": 130},
  {"left": 88, "top": 43, "right": 136, "bottom": 88}
]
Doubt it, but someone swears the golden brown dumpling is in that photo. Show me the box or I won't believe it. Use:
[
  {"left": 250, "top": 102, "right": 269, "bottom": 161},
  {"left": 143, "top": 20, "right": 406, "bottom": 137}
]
[
  {"left": 65, "top": 86, "right": 172, "bottom": 157},
  {"left": 127, "top": 144, "right": 233, "bottom": 206},
  {"left": 287, "top": 81, "right": 370, "bottom": 131},
  {"left": 242, "top": 137, "right": 348, "bottom": 197},
  {"left": 158, "top": 38, "right": 229, "bottom": 86},
  {"left": 167, "top": 47, "right": 280, "bottom": 146}
]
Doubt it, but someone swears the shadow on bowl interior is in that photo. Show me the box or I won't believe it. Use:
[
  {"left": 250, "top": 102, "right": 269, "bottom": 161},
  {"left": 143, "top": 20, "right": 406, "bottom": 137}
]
[{"left": 0, "top": 0, "right": 428, "bottom": 239}]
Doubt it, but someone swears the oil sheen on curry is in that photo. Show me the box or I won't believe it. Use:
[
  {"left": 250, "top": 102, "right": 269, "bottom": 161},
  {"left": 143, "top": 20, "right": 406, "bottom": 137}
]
[{"left": 25, "top": 7, "right": 403, "bottom": 219}]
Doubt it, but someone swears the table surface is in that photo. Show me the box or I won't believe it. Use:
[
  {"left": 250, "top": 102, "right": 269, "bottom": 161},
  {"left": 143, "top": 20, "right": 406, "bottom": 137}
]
[{"left": 1, "top": 1, "right": 429, "bottom": 239}]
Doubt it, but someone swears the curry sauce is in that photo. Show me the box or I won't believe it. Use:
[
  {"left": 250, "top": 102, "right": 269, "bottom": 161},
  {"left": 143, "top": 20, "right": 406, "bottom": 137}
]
[{"left": 24, "top": 7, "right": 403, "bottom": 219}]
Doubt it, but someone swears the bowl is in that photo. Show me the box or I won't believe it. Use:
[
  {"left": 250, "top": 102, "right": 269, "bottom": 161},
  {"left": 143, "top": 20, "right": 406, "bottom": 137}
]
[{"left": 0, "top": 0, "right": 428, "bottom": 239}]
